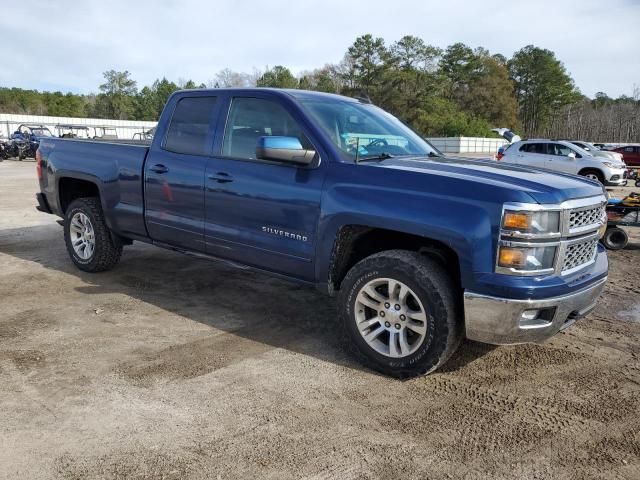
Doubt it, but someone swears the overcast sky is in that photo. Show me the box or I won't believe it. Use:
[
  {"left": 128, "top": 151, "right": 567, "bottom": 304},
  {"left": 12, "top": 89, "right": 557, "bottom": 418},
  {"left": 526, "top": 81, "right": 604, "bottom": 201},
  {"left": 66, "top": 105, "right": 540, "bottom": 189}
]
[{"left": 1, "top": 0, "right": 638, "bottom": 98}]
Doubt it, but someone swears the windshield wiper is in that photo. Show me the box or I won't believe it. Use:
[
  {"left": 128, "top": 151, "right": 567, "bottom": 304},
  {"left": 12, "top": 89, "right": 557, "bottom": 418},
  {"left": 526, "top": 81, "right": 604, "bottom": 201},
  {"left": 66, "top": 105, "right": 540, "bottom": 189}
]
[{"left": 356, "top": 152, "right": 394, "bottom": 163}]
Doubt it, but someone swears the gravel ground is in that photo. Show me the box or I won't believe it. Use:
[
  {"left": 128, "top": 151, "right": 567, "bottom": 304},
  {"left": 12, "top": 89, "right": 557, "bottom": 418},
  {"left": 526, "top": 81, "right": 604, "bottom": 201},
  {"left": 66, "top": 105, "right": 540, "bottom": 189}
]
[{"left": 1, "top": 159, "right": 639, "bottom": 480}]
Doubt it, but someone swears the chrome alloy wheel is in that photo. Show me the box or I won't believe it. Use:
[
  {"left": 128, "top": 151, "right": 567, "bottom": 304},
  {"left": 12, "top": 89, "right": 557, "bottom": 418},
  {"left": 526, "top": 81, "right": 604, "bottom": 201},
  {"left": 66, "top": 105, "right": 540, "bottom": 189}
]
[
  {"left": 69, "top": 212, "right": 95, "bottom": 260},
  {"left": 354, "top": 278, "right": 428, "bottom": 358},
  {"left": 585, "top": 173, "right": 600, "bottom": 181}
]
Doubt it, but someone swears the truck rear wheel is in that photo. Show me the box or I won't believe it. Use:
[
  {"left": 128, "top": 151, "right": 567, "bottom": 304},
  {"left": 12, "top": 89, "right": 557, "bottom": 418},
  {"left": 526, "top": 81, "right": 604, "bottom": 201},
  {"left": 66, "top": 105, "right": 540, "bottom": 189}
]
[
  {"left": 64, "top": 197, "right": 122, "bottom": 272},
  {"left": 338, "top": 250, "right": 462, "bottom": 378}
]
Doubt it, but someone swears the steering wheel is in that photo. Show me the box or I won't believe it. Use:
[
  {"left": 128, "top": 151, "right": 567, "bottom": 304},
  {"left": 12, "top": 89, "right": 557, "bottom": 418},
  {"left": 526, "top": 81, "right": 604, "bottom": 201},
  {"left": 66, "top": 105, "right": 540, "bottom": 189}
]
[{"left": 367, "top": 138, "right": 389, "bottom": 148}]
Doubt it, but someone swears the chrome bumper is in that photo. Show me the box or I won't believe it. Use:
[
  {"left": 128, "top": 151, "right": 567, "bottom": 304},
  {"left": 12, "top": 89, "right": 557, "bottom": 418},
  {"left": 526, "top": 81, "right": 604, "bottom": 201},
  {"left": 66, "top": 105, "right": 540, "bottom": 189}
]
[{"left": 464, "top": 277, "right": 607, "bottom": 344}]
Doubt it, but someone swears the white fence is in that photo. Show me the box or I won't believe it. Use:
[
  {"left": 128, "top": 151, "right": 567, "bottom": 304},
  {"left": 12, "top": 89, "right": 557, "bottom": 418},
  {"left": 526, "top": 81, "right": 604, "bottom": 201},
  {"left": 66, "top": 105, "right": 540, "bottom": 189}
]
[
  {"left": 0, "top": 113, "right": 157, "bottom": 140},
  {"left": 426, "top": 137, "right": 507, "bottom": 154}
]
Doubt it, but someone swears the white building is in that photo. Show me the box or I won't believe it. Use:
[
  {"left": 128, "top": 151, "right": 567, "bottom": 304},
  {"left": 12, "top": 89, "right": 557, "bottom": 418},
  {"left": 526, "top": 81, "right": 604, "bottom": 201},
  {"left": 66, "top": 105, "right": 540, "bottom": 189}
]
[{"left": 426, "top": 136, "right": 508, "bottom": 154}]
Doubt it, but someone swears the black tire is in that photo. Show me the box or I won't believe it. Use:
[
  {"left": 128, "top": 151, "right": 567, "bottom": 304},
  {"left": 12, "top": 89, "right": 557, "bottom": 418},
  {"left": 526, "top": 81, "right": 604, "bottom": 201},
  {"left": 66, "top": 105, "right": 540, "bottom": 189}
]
[
  {"left": 338, "top": 250, "right": 462, "bottom": 378},
  {"left": 602, "top": 227, "right": 628, "bottom": 250},
  {"left": 635, "top": 179, "right": 640, "bottom": 187},
  {"left": 64, "top": 197, "right": 122, "bottom": 272},
  {"left": 580, "top": 169, "right": 605, "bottom": 184}
]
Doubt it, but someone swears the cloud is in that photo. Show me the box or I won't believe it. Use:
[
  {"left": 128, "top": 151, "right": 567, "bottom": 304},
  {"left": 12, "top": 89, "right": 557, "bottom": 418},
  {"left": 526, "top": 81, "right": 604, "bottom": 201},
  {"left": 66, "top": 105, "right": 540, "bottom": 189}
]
[{"left": 1, "top": 0, "right": 638, "bottom": 97}]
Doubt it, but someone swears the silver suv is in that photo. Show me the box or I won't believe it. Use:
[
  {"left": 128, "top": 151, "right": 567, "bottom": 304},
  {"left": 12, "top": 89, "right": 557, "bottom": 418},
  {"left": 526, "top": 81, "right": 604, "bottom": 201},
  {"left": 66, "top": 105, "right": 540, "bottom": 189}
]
[{"left": 501, "top": 139, "right": 627, "bottom": 186}]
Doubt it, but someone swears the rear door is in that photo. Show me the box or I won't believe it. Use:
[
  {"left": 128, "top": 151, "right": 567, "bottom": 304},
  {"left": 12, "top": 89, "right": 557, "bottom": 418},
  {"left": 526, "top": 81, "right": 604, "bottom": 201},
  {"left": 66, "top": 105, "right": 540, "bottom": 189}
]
[
  {"left": 203, "top": 94, "right": 326, "bottom": 281},
  {"left": 144, "top": 95, "right": 220, "bottom": 252},
  {"left": 514, "top": 142, "right": 551, "bottom": 168}
]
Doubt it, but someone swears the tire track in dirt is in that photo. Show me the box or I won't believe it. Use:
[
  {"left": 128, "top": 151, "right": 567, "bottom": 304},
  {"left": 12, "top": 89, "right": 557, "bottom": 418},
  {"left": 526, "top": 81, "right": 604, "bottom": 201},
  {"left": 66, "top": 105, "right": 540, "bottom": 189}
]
[{"left": 415, "top": 376, "right": 600, "bottom": 435}]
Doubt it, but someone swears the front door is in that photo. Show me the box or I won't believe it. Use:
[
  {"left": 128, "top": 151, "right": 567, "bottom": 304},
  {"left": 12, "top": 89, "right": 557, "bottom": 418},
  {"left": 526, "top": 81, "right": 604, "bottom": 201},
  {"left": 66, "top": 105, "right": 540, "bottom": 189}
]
[
  {"left": 144, "top": 95, "right": 219, "bottom": 252},
  {"left": 204, "top": 95, "right": 325, "bottom": 281}
]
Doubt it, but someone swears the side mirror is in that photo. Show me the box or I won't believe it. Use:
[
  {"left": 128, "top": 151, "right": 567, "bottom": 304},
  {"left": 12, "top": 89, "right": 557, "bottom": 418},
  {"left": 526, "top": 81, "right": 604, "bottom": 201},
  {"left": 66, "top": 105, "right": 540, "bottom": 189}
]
[
  {"left": 256, "top": 136, "right": 316, "bottom": 165},
  {"left": 567, "top": 152, "right": 577, "bottom": 160}
]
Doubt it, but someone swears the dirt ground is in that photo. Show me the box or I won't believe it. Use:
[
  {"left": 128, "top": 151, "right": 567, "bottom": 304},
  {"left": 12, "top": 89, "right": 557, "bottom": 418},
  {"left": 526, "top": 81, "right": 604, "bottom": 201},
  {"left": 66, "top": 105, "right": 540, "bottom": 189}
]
[{"left": 1, "top": 159, "right": 639, "bottom": 480}]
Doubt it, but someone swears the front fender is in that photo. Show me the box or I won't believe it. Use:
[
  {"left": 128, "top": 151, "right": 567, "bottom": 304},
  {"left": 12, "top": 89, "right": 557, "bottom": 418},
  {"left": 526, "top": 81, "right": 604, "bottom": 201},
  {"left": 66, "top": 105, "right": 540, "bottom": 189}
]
[{"left": 316, "top": 182, "right": 499, "bottom": 290}]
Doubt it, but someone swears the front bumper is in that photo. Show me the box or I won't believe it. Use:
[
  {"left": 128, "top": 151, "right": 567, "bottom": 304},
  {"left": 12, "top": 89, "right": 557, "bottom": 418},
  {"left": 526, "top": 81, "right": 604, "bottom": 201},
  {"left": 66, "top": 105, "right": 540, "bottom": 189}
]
[
  {"left": 605, "top": 169, "right": 628, "bottom": 186},
  {"left": 464, "top": 276, "right": 607, "bottom": 344}
]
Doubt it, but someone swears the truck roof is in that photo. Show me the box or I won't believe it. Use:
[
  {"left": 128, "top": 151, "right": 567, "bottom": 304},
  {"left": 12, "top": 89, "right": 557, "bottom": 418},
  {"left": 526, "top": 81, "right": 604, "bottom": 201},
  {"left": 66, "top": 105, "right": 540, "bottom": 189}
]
[{"left": 173, "top": 87, "right": 362, "bottom": 103}]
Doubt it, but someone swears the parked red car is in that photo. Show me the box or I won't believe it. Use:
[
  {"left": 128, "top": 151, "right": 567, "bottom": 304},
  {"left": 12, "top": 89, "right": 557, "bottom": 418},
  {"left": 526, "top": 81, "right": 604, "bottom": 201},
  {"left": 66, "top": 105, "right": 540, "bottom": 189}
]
[{"left": 612, "top": 145, "right": 640, "bottom": 167}]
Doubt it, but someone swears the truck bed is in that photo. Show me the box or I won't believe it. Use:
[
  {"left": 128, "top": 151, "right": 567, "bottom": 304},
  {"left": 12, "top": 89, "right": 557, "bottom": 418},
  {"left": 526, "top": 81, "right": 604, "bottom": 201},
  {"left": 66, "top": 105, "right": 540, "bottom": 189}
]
[
  {"left": 57, "top": 138, "right": 153, "bottom": 147},
  {"left": 38, "top": 137, "right": 150, "bottom": 239}
]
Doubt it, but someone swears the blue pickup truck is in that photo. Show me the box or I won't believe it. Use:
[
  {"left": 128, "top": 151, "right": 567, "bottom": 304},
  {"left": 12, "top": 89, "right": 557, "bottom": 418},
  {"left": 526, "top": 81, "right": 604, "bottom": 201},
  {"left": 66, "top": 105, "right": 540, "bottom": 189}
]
[{"left": 35, "top": 88, "right": 609, "bottom": 377}]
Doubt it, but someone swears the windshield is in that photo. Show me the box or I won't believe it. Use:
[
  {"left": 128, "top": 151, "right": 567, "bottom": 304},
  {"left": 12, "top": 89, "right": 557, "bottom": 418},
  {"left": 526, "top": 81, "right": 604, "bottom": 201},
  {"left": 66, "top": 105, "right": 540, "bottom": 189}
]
[
  {"left": 31, "top": 128, "right": 52, "bottom": 137},
  {"left": 300, "top": 100, "right": 437, "bottom": 161}
]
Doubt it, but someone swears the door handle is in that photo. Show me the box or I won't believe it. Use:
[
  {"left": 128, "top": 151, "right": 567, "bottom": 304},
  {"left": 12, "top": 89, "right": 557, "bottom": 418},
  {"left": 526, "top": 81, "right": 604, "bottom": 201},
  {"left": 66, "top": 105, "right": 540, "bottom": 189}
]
[
  {"left": 150, "top": 164, "right": 169, "bottom": 174},
  {"left": 208, "top": 172, "right": 233, "bottom": 183}
]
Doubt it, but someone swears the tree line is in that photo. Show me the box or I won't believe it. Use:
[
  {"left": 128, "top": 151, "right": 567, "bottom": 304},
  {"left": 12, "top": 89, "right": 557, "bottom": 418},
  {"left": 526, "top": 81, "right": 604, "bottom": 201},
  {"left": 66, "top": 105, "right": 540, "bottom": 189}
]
[{"left": 0, "top": 34, "right": 638, "bottom": 142}]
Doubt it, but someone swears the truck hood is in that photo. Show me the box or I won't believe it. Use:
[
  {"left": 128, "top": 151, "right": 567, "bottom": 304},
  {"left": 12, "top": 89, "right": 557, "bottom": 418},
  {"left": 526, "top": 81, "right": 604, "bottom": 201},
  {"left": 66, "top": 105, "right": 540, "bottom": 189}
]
[{"left": 371, "top": 155, "right": 604, "bottom": 204}]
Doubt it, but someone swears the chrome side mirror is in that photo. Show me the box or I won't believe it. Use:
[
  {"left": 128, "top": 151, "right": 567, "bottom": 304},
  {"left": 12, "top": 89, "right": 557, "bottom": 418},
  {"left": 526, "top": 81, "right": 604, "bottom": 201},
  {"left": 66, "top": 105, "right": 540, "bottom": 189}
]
[{"left": 256, "top": 136, "right": 316, "bottom": 165}]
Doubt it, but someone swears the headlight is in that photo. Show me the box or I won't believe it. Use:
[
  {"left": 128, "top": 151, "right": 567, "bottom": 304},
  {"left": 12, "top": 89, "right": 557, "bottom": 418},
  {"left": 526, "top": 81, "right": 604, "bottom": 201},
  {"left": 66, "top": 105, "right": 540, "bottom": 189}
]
[
  {"left": 498, "top": 208, "right": 560, "bottom": 275},
  {"left": 502, "top": 210, "right": 560, "bottom": 237},
  {"left": 497, "top": 245, "right": 557, "bottom": 273}
]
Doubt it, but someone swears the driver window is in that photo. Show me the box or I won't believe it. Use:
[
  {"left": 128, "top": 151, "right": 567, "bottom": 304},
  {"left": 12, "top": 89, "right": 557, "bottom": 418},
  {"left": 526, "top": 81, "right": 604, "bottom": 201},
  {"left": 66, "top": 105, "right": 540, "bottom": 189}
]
[{"left": 223, "top": 98, "right": 312, "bottom": 160}]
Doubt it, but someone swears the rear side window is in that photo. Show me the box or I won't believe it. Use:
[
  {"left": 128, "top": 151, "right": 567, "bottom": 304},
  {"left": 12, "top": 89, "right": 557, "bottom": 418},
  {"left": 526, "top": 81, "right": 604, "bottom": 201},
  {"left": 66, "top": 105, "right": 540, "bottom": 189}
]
[
  {"left": 625, "top": 146, "right": 634, "bottom": 152},
  {"left": 164, "top": 96, "right": 217, "bottom": 156},
  {"left": 519, "top": 143, "right": 546, "bottom": 154}
]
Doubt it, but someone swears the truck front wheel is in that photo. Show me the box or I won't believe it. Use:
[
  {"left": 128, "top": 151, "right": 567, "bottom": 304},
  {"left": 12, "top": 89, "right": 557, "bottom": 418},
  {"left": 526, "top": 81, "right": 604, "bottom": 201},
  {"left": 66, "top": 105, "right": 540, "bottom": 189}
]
[
  {"left": 338, "top": 250, "right": 462, "bottom": 378},
  {"left": 64, "top": 197, "right": 122, "bottom": 272}
]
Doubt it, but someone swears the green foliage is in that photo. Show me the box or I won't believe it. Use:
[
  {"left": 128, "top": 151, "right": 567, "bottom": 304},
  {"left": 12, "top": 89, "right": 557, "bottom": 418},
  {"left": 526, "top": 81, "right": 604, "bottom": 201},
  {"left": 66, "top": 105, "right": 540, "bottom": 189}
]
[
  {"left": 508, "top": 45, "right": 581, "bottom": 135},
  {"left": 344, "top": 34, "right": 388, "bottom": 94},
  {"left": 135, "top": 78, "right": 179, "bottom": 121},
  {"left": 256, "top": 66, "right": 298, "bottom": 88},
  {"left": 92, "top": 70, "right": 138, "bottom": 119}
]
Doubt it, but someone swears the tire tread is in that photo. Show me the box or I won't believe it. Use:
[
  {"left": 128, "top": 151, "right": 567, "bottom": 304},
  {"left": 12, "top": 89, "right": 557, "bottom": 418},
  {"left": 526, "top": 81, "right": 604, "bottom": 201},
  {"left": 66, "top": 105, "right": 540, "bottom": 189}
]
[
  {"left": 64, "top": 197, "right": 122, "bottom": 272},
  {"left": 338, "top": 249, "right": 462, "bottom": 378}
]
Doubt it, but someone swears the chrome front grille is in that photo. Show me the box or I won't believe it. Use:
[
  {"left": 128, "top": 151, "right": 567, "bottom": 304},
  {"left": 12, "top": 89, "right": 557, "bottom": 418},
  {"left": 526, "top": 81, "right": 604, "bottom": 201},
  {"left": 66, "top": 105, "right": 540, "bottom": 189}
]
[
  {"left": 562, "top": 237, "right": 598, "bottom": 273},
  {"left": 498, "top": 195, "right": 606, "bottom": 277},
  {"left": 568, "top": 205, "right": 605, "bottom": 231}
]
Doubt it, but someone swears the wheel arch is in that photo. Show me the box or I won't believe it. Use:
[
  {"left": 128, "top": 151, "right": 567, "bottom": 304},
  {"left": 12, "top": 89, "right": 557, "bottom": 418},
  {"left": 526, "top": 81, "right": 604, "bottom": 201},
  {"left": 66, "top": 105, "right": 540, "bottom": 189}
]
[
  {"left": 578, "top": 167, "right": 605, "bottom": 180},
  {"left": 326, "top": 224, "right": 462, "bottom": 295},
  {"left": 58, "top": 175, "right": 102, "bottom": 214}
]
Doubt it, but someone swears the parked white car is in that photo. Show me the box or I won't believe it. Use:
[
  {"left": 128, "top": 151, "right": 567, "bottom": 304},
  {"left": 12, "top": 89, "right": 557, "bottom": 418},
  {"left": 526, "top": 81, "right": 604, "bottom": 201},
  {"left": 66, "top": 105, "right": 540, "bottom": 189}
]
[
  {"left": 500, "top": 139, "right": 627, "bottom": 185},
  {"left": 567, "top": 141, "right": 624, "bottom": 162}
]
